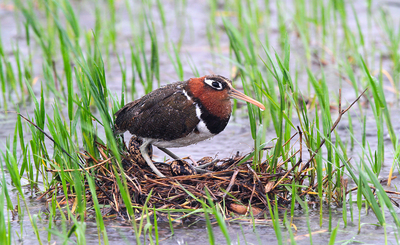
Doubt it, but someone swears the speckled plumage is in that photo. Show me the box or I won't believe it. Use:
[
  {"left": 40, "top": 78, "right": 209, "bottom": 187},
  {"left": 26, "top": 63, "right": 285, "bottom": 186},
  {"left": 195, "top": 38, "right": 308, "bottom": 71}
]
[
  {"left": 114, "top": 75, "right": 233, "bottom": 148},
  {"left": 115, "top": 82, "right": 200, "bottom": 143}
]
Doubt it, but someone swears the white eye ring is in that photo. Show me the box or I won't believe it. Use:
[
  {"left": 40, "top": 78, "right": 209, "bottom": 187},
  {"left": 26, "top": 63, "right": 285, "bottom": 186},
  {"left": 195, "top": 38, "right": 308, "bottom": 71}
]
[{"left": 204, "top": 78, "right": 223, "bottom": 90}]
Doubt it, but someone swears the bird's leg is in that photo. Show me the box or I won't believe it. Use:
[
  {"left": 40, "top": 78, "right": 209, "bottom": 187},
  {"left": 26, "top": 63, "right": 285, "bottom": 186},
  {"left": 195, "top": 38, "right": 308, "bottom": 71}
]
[
  {"left": 196, "top": 158, "right": 219, "bottom": 169},
  {"left": 158, "top": 147, "right": 180, "bottom": 160},
  {"left": 158, "top": 147, "right": 212, "bottom": 174},
  {"left": 140, "top": 140, "right": 166, "bottom": 178}
]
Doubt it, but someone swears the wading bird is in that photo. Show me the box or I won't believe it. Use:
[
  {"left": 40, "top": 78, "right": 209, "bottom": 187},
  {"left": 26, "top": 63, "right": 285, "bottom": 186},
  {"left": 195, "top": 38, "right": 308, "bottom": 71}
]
[{"left": 114, "top": 75, "right": 265, "bottom": 177}]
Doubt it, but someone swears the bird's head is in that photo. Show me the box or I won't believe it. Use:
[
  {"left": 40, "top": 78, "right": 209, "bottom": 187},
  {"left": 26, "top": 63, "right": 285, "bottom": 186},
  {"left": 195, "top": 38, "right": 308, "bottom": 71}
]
[{"left": 187, "top": 75, "right": 265, "bottom": 118}]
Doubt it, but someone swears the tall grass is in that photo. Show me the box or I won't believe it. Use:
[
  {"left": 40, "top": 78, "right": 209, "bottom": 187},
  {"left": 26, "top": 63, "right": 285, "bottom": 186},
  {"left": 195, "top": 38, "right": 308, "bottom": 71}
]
[{"left": 1, "top": 0, "right": 400, "bottom": 244}]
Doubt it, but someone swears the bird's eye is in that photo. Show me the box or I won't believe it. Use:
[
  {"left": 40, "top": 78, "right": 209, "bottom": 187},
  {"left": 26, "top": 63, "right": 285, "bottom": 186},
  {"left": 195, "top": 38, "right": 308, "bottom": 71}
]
[
  {"left": 204, "top": 78, "right": 223, "bottom": 90},
  {"left": 212, "top": 81, "right": 221, "bottom": 88}
]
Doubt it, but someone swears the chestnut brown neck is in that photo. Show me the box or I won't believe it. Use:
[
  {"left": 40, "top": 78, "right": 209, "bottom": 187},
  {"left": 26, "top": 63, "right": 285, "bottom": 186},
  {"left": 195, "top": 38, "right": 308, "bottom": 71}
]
[
  {"left": 184, "top": 77, "right": 232, "bottom": 135},
  {"left": 186, "top": 77, "right": 232, "bottom": 120}
]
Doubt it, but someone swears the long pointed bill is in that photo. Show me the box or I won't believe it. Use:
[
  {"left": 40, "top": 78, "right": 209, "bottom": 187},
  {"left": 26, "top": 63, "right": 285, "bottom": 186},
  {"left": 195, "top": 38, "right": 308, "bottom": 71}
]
[{"left": 229, "top": 88, "right": 265, "bottom": 111}]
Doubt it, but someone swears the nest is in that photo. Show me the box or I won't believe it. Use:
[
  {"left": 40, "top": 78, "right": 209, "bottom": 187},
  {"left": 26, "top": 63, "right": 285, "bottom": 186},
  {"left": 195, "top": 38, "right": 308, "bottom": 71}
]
[
  {"left": 119, "top": 147, "right": 293, "bottom": 217},
  {"left": 38, "top": 132, "right": 339, "bottom": 219}
]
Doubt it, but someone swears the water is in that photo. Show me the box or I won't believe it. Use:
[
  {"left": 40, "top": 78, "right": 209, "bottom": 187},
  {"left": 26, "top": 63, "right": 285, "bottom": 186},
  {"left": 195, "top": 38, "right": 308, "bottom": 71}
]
[{"left": 2, "top": 0, "right": 400, "bottom": 244}]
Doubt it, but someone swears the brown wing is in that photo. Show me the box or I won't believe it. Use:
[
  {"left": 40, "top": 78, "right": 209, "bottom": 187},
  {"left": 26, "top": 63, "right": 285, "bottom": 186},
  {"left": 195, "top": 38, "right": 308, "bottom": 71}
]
[
  {"left": 114, "top": 82, "right": 199, "bottom": 141},
  {"left": 114, "top": 83, "right": 183, "bottom": 132}
]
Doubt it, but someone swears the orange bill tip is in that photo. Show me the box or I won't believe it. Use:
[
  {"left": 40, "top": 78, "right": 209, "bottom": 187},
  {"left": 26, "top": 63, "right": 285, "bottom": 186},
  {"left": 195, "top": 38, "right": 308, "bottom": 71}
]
[{"left": 229, "top": 89, "right": 265, "bottom": 111}]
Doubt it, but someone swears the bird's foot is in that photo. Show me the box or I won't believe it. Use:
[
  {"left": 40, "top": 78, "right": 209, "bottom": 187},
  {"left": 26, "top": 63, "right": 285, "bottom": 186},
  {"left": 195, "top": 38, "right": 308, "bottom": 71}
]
[
  {"left": 196, "top": 158, "right": 219, "bottom": 169},
  {"left": 187, "top": 156, "right": 198, "bottom": 167},
  {"left": 169, "top": 158, "right": 218, "bottom": 176}
]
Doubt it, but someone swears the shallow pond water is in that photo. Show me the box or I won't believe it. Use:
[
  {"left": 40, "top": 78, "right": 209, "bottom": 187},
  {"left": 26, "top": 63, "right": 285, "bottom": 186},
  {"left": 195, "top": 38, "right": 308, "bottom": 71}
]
[{"left": 2, "top": 0, "right": 400, "bottom": 244}]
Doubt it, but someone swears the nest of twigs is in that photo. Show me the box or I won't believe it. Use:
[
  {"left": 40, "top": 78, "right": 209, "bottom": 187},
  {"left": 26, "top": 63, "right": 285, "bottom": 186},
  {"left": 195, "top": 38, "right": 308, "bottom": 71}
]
[
  {"left": 110, "top": 146, "right": 297, "bottom": 217},
  {"left": 39, "top": 132, "right": 340, "bottom": 219}
]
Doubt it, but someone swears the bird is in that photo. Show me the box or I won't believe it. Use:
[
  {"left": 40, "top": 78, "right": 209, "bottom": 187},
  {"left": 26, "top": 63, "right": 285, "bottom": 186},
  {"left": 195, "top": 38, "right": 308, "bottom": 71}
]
[{"left": 114, "top": 75, "right": 265, "bottom": 177}]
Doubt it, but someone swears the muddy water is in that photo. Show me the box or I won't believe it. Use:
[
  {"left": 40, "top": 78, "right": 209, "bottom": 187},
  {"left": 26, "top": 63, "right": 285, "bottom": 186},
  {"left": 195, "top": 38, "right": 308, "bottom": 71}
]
[{"left": 2, "top": 0, "right": 400, "bottom": 244}]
